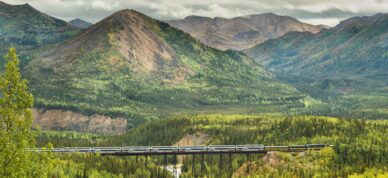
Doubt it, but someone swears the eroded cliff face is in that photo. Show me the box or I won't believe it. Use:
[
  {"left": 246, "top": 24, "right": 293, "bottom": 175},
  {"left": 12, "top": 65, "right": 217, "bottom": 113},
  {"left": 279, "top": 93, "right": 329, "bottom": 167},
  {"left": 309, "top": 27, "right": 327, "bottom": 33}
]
[{"left": 32, "top": 109, "right": 127, "bottom": 134}]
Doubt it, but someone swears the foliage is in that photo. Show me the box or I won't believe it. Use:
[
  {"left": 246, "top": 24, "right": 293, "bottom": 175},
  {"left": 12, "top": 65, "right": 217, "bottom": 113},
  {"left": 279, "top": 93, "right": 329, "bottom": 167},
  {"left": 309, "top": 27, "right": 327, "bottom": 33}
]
[
  {"left": 36, "top": 131, "right": 106, "bottom": 147},
  {"left": 0, "top": 48, "right": 53, "bottom": 177},
  {"left": 48, "top": 154, "right": 173, "bottom": 178},
  {"left": 36, "top": 114, "right": 388, "bottom": 177}
]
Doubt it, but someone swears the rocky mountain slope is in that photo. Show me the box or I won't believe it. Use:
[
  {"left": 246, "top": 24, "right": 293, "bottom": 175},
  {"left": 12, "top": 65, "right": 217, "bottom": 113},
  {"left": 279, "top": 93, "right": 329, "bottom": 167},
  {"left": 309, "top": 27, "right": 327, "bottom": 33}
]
[{"left": 168, "top": 13, "right": 325, "bottom": 50}]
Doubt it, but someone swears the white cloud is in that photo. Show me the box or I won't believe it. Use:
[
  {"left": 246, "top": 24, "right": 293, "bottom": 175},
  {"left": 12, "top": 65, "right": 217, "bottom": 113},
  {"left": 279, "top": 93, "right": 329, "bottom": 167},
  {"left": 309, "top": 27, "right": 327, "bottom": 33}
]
[
  {"left": 300, "top": 18, "right": 343, "bottom": 27},
  {"left": 92, "top": 1, "right": 114, "bottom": 11},
  {"left": 298, "top": 2, "right": 341, "bottom": 13},
  {"left": 2, "top": 0, "right": 387, "bottom": 26}
]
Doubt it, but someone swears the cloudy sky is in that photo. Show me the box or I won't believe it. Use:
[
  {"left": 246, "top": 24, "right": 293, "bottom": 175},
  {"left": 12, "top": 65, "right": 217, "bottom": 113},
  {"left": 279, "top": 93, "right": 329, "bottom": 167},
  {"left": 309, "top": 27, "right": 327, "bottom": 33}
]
[{"left": 3, "top": 0, "right": 388, "bottom": 26}]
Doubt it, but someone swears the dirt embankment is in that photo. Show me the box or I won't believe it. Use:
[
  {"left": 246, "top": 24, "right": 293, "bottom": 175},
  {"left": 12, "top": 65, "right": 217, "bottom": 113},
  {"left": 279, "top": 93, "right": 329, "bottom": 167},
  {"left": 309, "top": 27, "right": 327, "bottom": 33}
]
[
  {"left": 173, "top": 132, "right": 210, "bottom": 146},
  {"left": 173, "top": 132, "right": 210, "bottom": 163},
  {"left": 32, "top": 109, "right": 127, "bottom": 135}
]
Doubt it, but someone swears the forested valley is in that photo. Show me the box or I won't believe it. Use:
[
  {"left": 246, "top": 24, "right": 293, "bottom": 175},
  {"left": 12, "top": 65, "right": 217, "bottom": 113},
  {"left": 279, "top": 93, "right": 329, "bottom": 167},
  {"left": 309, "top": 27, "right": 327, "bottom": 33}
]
[
  {"left": 35, "top": 115, "right": 388, "bottom": 177},
  {"left": 0, "top": 1, "right": 387, "bottom": 177}
]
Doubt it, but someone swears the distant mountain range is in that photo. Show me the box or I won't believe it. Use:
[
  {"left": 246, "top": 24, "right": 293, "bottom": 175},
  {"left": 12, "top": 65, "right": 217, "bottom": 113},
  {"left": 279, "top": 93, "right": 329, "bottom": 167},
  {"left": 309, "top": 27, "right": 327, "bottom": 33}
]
[
  {"left": 69, "top": 18, "right": 93, "bottom": 29},
  {"left": 245, "top": 13, "right": 388, "bottom": 118},
  {"left": 168, "top": 13, "right": 326, "bottom": 50},
  {"left": 245, "top": 13, "right": 388, "bottom": 79},
  {"left": 0, "top": 1, "right": 79, "bottom": 53}
]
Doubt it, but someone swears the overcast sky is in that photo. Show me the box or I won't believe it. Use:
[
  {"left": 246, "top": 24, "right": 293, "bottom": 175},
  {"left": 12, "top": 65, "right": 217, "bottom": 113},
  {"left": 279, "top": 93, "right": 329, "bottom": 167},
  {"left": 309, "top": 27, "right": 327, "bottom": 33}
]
[{"left": 3, "top": 0, "right": 388, "bottom": 26}]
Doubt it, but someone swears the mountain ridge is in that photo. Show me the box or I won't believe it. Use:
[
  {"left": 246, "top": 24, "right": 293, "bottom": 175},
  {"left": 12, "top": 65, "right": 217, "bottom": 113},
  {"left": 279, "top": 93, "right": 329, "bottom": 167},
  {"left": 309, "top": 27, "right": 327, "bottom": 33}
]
[
  {"left": 0, "top": 1, "right": 79, "bottom": 53},
  {"left": 167, "top": 13, "right": 325, "bottom": 50},
  {"left": 69, "top": 18, "right": 93, "bottom": 29},
  {"left": 245, "top": 13, "right": 388, "bottom": 78}
]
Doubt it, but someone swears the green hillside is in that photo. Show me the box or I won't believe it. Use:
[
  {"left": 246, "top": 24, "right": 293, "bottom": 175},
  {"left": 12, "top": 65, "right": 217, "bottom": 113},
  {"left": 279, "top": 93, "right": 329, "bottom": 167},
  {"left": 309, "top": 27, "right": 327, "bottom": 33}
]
[
  {"left": 245, "top": 13, "right": 388, "bottom": 119},
  {"left": 23, "top": 10, "right": 306, "bottom": 125},
  {"left": 0, "top": 2, "right": 79, "bottom": 53}
]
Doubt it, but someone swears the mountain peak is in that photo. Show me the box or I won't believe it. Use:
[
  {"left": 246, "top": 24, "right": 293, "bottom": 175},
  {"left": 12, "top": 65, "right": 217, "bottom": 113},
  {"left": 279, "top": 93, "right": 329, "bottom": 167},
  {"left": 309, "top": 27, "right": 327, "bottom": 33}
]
[
  {"left": 112, "top": 9, "right": 145, "bottom": 18},
  {"left": 101, "top": 9, "right": 154, "bottom": 26},
  {"left": 335, "top": 14, "right": 377, "bottom": 30},
  {"left": 337, "top": 13, "right": 387, "bottom": 27},
  {"left": 19, "top": 3, "right": 38, "bottom": 11},
  {"left": 184, "top": 15, "right": 211, "bottom": 20},
  {"left": 44, "top": 8, "right": 179, "bottom": 80},
  {"left": 23, "top": 3, "right": 32, "bottom": 7},
  {"left": 0, "top": 1, "right": 29, "bottom": 6},
  {"left": 70, "top": 18, "right": 83, "bottom": 21},
  {"left": 69, "top": 18, "right": 92, "bottom": 29},
  {"left": 93, "top": 9, "right": 162, "bottom": 33}
]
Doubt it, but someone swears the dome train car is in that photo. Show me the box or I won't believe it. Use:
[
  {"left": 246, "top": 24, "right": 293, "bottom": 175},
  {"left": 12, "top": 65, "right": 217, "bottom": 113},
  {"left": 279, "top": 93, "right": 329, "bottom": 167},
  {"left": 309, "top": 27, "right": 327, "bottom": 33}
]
[{"left": 41, "top": 144, "right": 332, "bottom": 153}]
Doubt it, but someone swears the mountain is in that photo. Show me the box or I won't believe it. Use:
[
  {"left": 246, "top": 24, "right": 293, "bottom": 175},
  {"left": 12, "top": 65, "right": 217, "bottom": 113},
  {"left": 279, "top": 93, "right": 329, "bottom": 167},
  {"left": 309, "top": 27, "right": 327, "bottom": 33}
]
[
  {"left": 25, "top": 9, "right": 306, "bottom": 124},
  {"left": 69, "top": 18, "right": 93, "bottom": 29},
  {"left": 167, "top": 13, "right": 325, "bottom": 50},
  {"left": 0, "top": 1, "right": 79, "bottom": 53},
  {"left": 245, "top": 13, "right": 388, "bottom": 78},
  {"left": 245, "top": 13, "right": 388, "bottom": 119}
]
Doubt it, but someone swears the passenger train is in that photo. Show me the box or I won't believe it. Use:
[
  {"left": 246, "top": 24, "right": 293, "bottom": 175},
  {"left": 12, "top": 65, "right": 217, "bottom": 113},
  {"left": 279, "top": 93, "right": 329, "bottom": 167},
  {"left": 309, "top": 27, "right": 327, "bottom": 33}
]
[{"left": 44, "top": 144, "right": 332, "bottom": 153}]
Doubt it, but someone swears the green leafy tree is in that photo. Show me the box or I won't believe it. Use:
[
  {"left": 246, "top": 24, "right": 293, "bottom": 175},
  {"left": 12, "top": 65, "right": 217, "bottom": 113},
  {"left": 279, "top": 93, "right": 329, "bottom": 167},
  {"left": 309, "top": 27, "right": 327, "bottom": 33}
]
[{"left": 0, "top": 48, "right": 52, "bottom": 177}]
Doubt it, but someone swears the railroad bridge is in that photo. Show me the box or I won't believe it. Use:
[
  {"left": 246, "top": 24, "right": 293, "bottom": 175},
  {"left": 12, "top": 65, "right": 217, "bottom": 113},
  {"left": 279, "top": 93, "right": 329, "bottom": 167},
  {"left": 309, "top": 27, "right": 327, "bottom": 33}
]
[{"left": 39, "top": 144, "right": 332, "bottom": 177}]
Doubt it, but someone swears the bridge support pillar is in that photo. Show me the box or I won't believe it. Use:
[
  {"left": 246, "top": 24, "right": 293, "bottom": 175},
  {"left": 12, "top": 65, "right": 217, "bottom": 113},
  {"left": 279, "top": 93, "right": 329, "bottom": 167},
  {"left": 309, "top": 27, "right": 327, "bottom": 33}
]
[
  {"left": 192, "top": 154, "right": 195, "bottom": 177},
  {"left": 129, "top": 159, "right": 134, "bottom": 174},
  {"left": 145, "top": 155, "right": 148, "bottom": 168},
  {"left": 219, "top": 154, "right": 223, "bottom": 176},
  {"left": 229, "top": 153, "right": 232, "bottom": 177},
  {"left": 163, "top": 155, "right": 167, "bottom": 178},
  {"left": 201, "top": 154, "right": 205, "bottom": 175},
  {"left": 246, "top": 153, "right": 252, "bottom": 174}
]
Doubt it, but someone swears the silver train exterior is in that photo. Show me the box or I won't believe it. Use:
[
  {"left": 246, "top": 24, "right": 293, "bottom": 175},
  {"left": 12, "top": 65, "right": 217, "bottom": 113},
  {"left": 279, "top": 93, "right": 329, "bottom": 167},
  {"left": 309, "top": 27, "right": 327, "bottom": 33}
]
[{"left": 41, "top": 144, "right": 332, "bottom": 153}]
